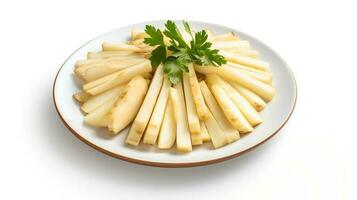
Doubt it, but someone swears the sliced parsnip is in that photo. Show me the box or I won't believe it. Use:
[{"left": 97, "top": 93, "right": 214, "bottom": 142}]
[
  {"left": 220, "top": 50, "right": 270, "bottom": 71},
  {"left": 83, "top": 71, "right": 118, "bottom": 91},
  {"left": 188, "top": 64, "right": 210, "bottom": 120},
  {"left": 212, "top": 41, "right": 250, "bottom": 50},
  {"left": 210, "top": 84, "right": 253, "bottom": 133},
  {"left": 87, "top": 51, "right": 136, "bottom": 59},
  {"left": 212, "top": 32, "right": 239, "bottom": 42},
  {"left": 102, "top": 42, "right": 142, "bottom": 52},
  {"left": 170, "top": 85, "right": 192, "bottom": 152},
  {"left": 204, "top": 109, "right": 227, "bottom": 148},
  {"left": 229, "top": 48, "right": 258, "bottom": 58},
  {"left": 83, "top": 61, "right": 152, "bottom": 95},
  {"left": 129, "top": 38, "right": 145, "bottom": 46},
  {"left": 75, "top": 55, "right": 144, "bottom": 69},
  {"left": 108, "top": 76, "right": 149, "bottom": 134},
  {"left": 227, "top": 62, "right": 269, "bottom": 74},
  {"left": 84, "top": 98, "right": 117, "bottom": 127},
  {"left": 199, "top": 81, "right": 240, "bottom": 143},
  {"left": 190, "top": 130, "right": 203, "bottom": 146},
  {"left": 194, "top": 65, "right": 275, "bottom": 101},
  {"left": 206, "top": 75, "right": 263, "bottom": 127},
  {"left": 183, "top": 73, "right": 201, "bottom": 135},
  {"left": 232, "top": 84, "right": 267, "bottom": 111},
  {"left": 131, "top": 29, "right": 143, "bottom": 40},
  {"left": 142, "top": 73, "right": 152, "bottom": 79},
  {"left": 73, "top": 91, "right": 91, "bottom": 103},
  {"left": 157, "top": 99, "right": 176, "bottom": 149},
  {"left": 200, "top": 121, "right": 211, "bottom": 142},
  {"left": 143, "top": 76, "right": 171, "bottom": 145},
  {"left": 78, "top": 58, "right": 147, "bottom": 82},
  {"left": 183, "top": 73, "right": 202, "bottom": 145},
  {"left": 133, "top": 32, "right": 148, "bottom": 40},
  {"left": 126, "top": 65, "right": 164, "bottom": 146},
  {"left": 226, "top": 65, "right": 272, "bottom": 84},
  {"left": 235, "top": 69, "right": 272, "bottom": 84},
  {"left": 81, "top": 85, "right": 126, "bottom": 113}
]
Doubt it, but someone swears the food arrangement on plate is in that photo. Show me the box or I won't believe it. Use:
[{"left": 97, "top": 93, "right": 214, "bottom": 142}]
[{"left": 73, "top": 20, "right": 275, "bottom": 152}]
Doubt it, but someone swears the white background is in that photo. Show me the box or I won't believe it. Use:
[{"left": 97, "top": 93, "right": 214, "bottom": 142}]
[{"left": 0, "top": 0, "right": 356, "bottom": 199}]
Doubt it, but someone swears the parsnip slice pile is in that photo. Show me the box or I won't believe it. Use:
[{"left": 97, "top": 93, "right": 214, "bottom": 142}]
[{"left": 72, "top": 28, "right": 275, "bottom": 152}]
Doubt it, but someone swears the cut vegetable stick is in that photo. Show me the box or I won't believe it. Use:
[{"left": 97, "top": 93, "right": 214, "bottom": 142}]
[
  {"left": 183, "top": 72, "right": 201, "bottom": 135},
  {"left": 73, "top": 91, "right": 91, "bottom": 103},
  {"left": 79, "top": 58, "right": 147, "bottom": 82},
  {"left": 191, "top": 133, "right": 203, "bottom": 146},
  {"left": 228, "top": 48, "right": 258, "bottom": 58},
  {"left": 81, "top": 85, "right": 126, "bottom": 113},
  {"left": 131, "top": 29, "right": 143, "bottom": 40},
  {"left": 157, "top": 99, "right": 176, "bottom": 149},
  {"left": 235, "top": 69, "right": 272, "bottom": 84},
  {"left": 231, "top": 84, "right": 267, "bottom": 111},
  {"left": 83, "top": 61, "right": 152, "bottom": 95},
  {"left": 220, "top": 50, "right": 270, "bottom": 71},
  {"left": 133, "top": 32, "right": 148, "bottom": 40},
  {"left": 108, "top": 76, "right": 149, "bottom": 134},
  {"left": 102, "top": 42, "right": 142, "bottom": 52},
  {"left": 194, "top": 65, "right": 275, "bottom": 101},
  {"left": 129, "top": 38, "right": 145, "bottom": 46},
  {"left": 200, "top": 121, "right": 211, "bottom": 142},
  {"left": 227, "top": 62, "right": 269, "bottom": 74},
  {"left": 83, "top": 71, "right": 118, "bottom": 91},
  {"left": 169, "top": 85, "right": 192, "bottom": 152},
  {"left": 126, "top": 65, "right": 164, "bottom": 146},
  {"left": 206, "top": 75, "right": 263, "bottom": 127},
  {"left": 142, "top": 73, "right": 152, "bottom": 79},
  {"left": 75, "top": 60, "right": 97, "bottom": 69},
  {"left": 75, "top": 55, "right": 144, "bottom": 69},
  {"left": 199, "top": 81, "right": 240, "bottom": 143},
  {"left": 87, "top": 51, "right": 136, "bottom": 59},
  {"left": 210, "top": 84, "right": 253, "bottom": 133},
  {"left": 212, "top": 41, "right": 250, "bottom": 50},
  {"left": 188, "top": 64, "right": 210, "bottom": 120},
  {"left": 226, "top": 65, "right": 272, "bottom": 84},
  {"left": 84, "top": 98, "right": 117, "bottom": 127},
  {"left": 212, "top": 32, "right": 239, "bottom": 41},
  {"left": 204, "top": 109, "right": 227, "bottom": 148},
  {"left": 143, "top": 76, "right": 171, "bottom": 145}
]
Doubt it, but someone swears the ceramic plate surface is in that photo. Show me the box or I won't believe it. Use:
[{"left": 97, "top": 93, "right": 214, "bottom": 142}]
[{"left": 53, "top": 20, "right": 297, "bottom": 167}]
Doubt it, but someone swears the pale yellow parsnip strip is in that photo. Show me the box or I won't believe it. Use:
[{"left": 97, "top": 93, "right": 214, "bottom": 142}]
[
  {"left": 108, "top": 76, "right": 149, "bottom": 134},
  {"left": 183, "top": 72, "right": 202, "bottom": 145},
  {"left": 157, "top": 99, "right": 176, "bottom": 149},
  {"left": 200, "top": 81, "right": 240, "bottom": 143},
  {"left": 126, "top": 65, "right": 164, "bottom": 146},
  {"left": 188, "top": 64, "right": 210, "bottom": 120},
  {"left": 143, "top": 75, "right": 171, "bottom": 144},
  {"left": 170, "top": 84, "right": 192, "bottom": 152}
]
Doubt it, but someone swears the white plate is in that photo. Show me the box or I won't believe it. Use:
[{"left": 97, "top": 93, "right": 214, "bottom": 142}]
[{"left": 53, "top": 20, "right": 297, "bottom": 167}]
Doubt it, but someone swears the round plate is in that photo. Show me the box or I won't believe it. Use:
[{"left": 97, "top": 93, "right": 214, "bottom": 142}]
[{"left": 53, "top": 20, "right": 297, "bottom": 168}]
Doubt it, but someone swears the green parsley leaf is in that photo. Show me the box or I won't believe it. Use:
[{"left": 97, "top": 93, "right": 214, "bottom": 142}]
[
  {"left": 163, "top": 61, "right": 183, "bottom": 85},
  {"left": 164, "top": 20, "right": 189, "bottom": 49},
  {"left": 149, "top": 45, "right": 166, "bottom": 68},
  {"left": 193, "top": 30, "right": 209, "bottom": 49},
  {"left": 183, "top": 20, "right": 194, "bottom": 40},
  {"left": 144, "top": 20, "right": 227, "bottom": 85},
  {"left": 143, "top": 25, "right": 164, "bottom": 46}
]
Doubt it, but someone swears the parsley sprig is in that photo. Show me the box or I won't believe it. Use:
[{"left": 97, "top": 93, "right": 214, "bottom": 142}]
[{"left": 144, "top": 20, "right": 226, "bottom": 85}]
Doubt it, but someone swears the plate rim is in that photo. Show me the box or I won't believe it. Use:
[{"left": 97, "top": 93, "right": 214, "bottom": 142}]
[{"left": 52, "top": 20, "right": 297, "bottom": 168}]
